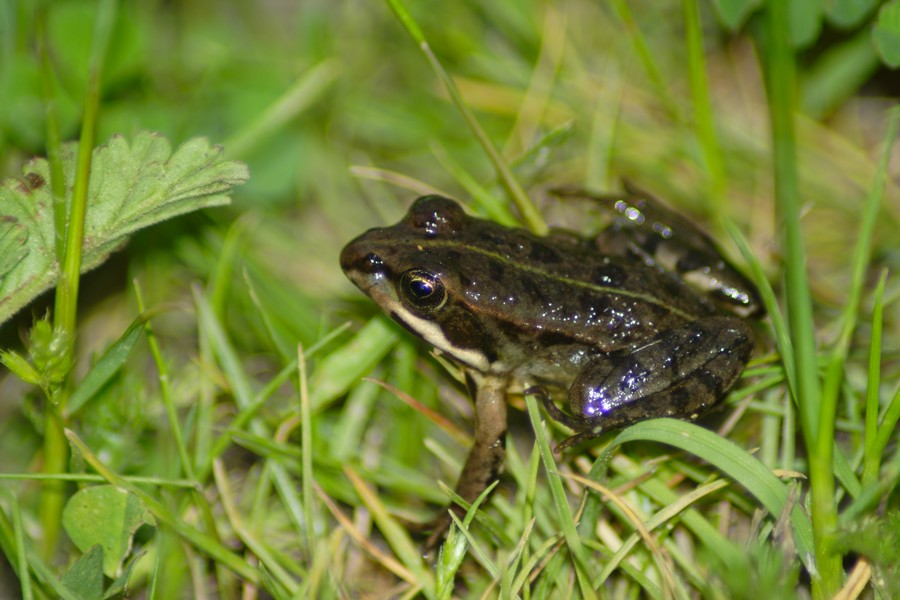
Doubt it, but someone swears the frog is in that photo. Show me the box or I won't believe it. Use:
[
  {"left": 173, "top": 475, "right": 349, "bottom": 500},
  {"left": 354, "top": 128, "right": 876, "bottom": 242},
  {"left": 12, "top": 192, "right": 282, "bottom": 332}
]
[{"left": 339, "top": 187, "right": 762, "bottom": 545}]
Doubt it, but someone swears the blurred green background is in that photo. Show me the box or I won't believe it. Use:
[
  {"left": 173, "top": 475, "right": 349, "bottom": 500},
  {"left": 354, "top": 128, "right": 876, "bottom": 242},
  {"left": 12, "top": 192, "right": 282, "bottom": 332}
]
[{"left": 1, "top": 0, "right": 899, "bottom": 597}]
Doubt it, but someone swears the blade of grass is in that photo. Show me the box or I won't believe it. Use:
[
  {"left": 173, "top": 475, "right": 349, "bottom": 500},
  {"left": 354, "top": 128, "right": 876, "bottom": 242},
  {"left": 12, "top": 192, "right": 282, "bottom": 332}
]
[
  {"left": 0, "top": 504, "right": 80, "bottom": 599},
  {"left": 724, "top": 220, "right": 797, "bottom": 402},
  {"left": 597, "top": 419, "right": 814, "bottom": 570},
  {"left": 136, "top": 286, "right": 196, "bottom": 481},
  {"left": 314, "top": 483, "right": 417, "bottom": 585},
  {"left": 65, "top": 308, "right": 158, "bottom": 416},
  {"left": 503, "top": 7, "right": 565, "bottom": 160},
  {"left": 349, "top": 165, "right": 450, "bottom": 198},
  {"left": 498, "top": 517, "right": 536, "bottom": 599},
  {"left": 608, "top": 0, "right": 681, "bottom": 123},
  {"left": 872, "top": 384, "right": 900, "bottom": 475},
  {"left": 436, "top": 482, "right": 501, "bottom": 599},
  {"left": 224, "top": 59, "right": 340, "bottom": 159},
  {"left": 429, "top": 141, "right": 518, "bottom": 227},
  {"left": 196, "top": 281, "right": 311, "bottom": 527},
  {"left": 364, "top": 378, "right": 469, "bottom": 446},
  {"left": 343, "top": 466, "right": 435, "bottom": 599},
  {"left": 307, "top": 315, "right": 398, "bottom": 411},
  {"left": 862, "top": 270, "right": 889, "bottom": 486},
  {"left": 328, "top": 376, "right": 380, "bottom": 461},
  {"left": 764, "top": 1, "right": 836, "bottom": 593},
  {"left": 212, "top": 460, "right": 299, "bottom": 594},
  {"left": 684, "top": 0, "right": 726, "bottom": 211},
  {"left": 568, "top": 473, "right": 681, "bottom": 597},
  {"left": 524, "top": 392, "right": 597, "bottom": 600},
  {"left": 819, "top": 107, "right": 898, "bottom": 467},
  {"left": 297, "top": 345, "right": 316, "bottom": 557},
  {"left": 11, "top": 496, "right": 34, "bottom": 600},
  {"left": 841, "top": 448, "right": 900, "bottom": 525},
  {"left": 206, "top": 358, "right": 297, "bottom": 477},
  {"left": 383, "top": 0, "right": 546, "bottom": 235},
  {"left": 590, "top": 477, "right": 730, "bottom": 587},
  {"left": 764, "top": 0, "right": 820, "bottom": 442}
]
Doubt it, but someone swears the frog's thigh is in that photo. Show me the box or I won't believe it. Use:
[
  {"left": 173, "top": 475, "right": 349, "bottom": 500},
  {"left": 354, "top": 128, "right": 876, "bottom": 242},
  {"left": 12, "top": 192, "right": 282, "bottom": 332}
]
[
  {"left": 454, "top": 374, "right": 508, "bottom": 505},
  {"left": 570, "top": 316, "right": 753, "bottom": 429}
]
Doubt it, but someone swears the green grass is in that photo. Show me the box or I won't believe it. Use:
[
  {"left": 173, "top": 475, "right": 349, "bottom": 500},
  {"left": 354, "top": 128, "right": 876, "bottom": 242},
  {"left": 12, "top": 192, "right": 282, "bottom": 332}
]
[{"left": 1, "top": 0, "right": 899, "bottom": 598}]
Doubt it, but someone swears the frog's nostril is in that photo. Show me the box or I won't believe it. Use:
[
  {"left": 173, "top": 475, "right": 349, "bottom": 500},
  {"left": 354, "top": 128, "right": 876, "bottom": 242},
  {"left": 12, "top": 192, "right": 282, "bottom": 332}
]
[
  {"left": 363, "top": 252, "right": 384, "bottom": 272},
  {"left": 340, "top": 241, "right": 381, "bottom": 273}
]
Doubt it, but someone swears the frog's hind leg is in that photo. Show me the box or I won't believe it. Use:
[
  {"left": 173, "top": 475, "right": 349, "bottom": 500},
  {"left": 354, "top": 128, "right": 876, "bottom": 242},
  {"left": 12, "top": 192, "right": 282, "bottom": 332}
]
[
  {"left": 570, "top": 316, "right": 755, "bottom": 435},
  {"left": 525, "top": 385, "right": 602, "bottom": 453}
]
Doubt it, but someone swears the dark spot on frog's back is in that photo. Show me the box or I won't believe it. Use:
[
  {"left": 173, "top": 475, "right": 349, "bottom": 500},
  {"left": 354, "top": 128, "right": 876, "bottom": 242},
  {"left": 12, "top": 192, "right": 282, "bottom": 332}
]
[
  {"left": 475, "top": 230, "right": 511, "bottom": 248},
  {"left": 528, "top": 241, "right": 561, "bottom": 264},
  {"left": 697, "top": 369, "right": 726, "bottom": 395},
  {"left": 488, "top": 261, "right": 506, "bottom": 283},
  {"left": 496, "top": 318, "right": 577, "bottom": 348},
  {"left": 667, "top": 385, "right": 693, "bottom": 413},
  {"left": 518, "top": 276, "right": 543, "bottom": 300}
]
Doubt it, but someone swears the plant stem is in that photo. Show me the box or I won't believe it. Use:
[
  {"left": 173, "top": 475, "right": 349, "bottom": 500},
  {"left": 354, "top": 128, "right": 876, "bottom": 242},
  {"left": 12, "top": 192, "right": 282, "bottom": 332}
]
[
  {"left": 40, "top": 0, "right": 117, "bottom": 561},
  {"left": 35, "top": 1, "right": 69, "bottom": 561}
]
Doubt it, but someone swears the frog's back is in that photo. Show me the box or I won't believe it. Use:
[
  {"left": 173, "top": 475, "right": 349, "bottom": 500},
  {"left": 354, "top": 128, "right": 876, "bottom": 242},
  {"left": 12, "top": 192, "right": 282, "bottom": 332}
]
[{"left": 447, "top": 220, "right": 716, "bottom": 352}]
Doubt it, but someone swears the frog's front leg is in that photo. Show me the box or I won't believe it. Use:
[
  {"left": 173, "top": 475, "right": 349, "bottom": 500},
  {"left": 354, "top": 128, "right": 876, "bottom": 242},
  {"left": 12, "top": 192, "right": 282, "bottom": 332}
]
[
  {"left": 423, "top": 373, "right": 508, "bottom": 550},
  {"left": 549, "top": 316, "right": 754, "bottom": 450}
]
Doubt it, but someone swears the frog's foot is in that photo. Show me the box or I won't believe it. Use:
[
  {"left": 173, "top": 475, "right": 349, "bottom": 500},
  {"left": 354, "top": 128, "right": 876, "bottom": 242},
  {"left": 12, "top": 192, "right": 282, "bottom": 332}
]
[
  {"left": 554, "top": 426, "right": 606, "bottom": 452},
  {"left": 526, "top": 386, "right": 592, "bottom": 453}
]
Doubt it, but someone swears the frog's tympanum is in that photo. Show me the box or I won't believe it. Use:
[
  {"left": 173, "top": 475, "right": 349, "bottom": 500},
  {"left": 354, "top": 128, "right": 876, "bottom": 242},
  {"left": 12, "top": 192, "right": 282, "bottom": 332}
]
[{"left": 340, "top": 188, "right": 762, "bottom": 544}]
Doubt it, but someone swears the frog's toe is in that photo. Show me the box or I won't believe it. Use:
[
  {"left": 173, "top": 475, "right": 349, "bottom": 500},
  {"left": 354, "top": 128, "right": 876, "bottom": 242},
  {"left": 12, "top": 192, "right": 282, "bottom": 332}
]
[{"left": 528, "top": 385, "right": 584, "bottom": 430}]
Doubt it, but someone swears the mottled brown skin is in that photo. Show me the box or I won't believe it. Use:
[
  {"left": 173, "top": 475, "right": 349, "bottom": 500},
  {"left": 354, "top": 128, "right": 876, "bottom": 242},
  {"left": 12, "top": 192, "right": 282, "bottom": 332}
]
[{"left": 340, "top": 192, "right": 761, "bottom": 549}]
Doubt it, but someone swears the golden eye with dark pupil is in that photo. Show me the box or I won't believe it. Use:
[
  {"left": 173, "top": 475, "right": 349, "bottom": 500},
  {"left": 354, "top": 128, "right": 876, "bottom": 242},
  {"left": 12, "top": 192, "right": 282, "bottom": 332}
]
[{"left": 400, "top": 269, "right": 447, "bottom": 311}]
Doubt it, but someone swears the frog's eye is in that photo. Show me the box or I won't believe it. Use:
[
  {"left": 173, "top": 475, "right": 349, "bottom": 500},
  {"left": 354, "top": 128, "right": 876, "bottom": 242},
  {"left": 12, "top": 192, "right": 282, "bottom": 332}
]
[{"left": 400, "top": 269, "right": 447, "bottom": 312}]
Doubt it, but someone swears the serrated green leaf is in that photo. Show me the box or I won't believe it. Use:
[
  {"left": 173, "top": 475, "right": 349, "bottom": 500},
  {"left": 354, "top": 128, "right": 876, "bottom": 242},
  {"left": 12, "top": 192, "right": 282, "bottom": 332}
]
[
  {"left": 0, "top": 131, "right": 248, "bottom": 327},
  {"left": 62, "top": 485, "right": 156, "bottom": 578},
  {"left": 60, "top": 544, "right": 104, "bottom": 600},
  {"left": 873, "top": 0, "right": 900, "bottom": 67}
]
